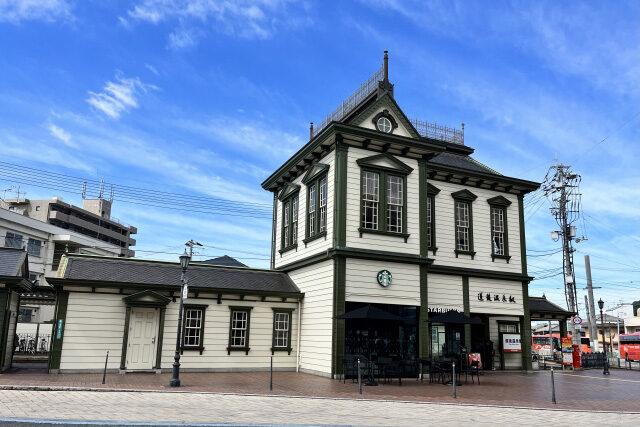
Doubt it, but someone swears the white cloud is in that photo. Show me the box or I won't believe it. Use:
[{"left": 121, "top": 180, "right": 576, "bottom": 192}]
[
  {"left": 48, "top": 123, "right": 74, "bottom": 146},
  {"left": 144, "top": 64, "right": 159, "bottom": 76},
  {"left": 124, "top": 0, "right": 311, "bottom": 48},
  {"left": 0, "top": 0, "right": 72, "bottom": 23},
  {"left": 86, "top": 74, "right": 157, "bottom": 119},
  {"left": 167, "top": 27, "right": 199, "bottom": 50}
]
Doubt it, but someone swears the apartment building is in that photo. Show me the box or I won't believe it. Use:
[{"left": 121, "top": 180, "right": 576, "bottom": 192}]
[{"left": 1, "top": 196, "right": 136, "bottom": 256}]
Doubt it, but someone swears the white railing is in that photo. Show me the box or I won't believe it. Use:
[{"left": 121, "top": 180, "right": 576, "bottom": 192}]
[{"left": 312, "top": 67, "right": 384, "bottom": 138}]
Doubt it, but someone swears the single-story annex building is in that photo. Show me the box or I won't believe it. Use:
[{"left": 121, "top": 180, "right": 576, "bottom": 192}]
[{"left": 47, "top": 255, "right": 303, "bottom": 373}]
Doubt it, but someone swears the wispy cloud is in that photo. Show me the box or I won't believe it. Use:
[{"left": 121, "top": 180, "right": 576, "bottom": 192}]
[
  {"left": 144, "top": 64, "right": 159, "bottom": 76},
  {"left": 0, "top": 0, "right": 72, "bottom": 23},
  {"left": 86, "top": 73, "right": 157, "bottom": 119},
  {"left": 48, "top": 123, "right": 74, "bottom": 146},
  {"left": 123, "top": 0, "right": 312, "bottom": 49}
]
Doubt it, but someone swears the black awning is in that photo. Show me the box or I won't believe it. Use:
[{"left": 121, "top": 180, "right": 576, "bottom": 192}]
[
  {"left": 337, "top": 304, "right": 402, "bottom": 321},
  {"left": 428, "top": 310, "right": 482, "bottom": 325}
]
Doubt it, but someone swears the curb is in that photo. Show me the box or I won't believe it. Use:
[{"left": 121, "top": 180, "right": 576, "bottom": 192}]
[{"left": 0, "top": 384, "right": 639, "bottom": 415}]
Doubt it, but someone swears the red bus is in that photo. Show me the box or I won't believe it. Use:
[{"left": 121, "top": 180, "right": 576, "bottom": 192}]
[
  {"left": 620, "top": 333, "right": 640, "bottom": 361},
  {"left": 532, "top": 334, "right": 591, "bottom": 358}
]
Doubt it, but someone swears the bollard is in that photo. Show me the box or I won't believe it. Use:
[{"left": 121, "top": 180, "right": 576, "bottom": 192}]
[
  {"left": 550, "top": 368, "right": 556, "bottom": 404},
  {"left": 270, "top": 355, "right": 273, "bottom": 391},
  {"left": 618, "top": 357, "right": 621, "bottom": 369},
  {"left": 357, "top": 358, "right": 362, "bottom": 395},
  {"left": 102, "top": 351, "right": 109, "bottom": 385},
  {"left": 452, "top": 362, "right": 456, "bottom": 399}
]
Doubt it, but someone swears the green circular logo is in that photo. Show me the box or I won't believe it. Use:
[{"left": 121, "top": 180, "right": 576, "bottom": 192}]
[{"left": 377, "top": 270, "right": 392, "bottom": 287}]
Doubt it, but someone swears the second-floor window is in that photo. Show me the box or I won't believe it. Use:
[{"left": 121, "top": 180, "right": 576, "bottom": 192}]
[
  {"left": 387, "top": 175, "right": 403, "bottom": 232},
  {"left": 4, "top": 232, "right": 22, "bottom": 249},
  {"left": 491, "top": 207, "right": 505, "bottom": 255},
  {"left": 362, "top": 171, "right": 379, "bottom": 230},
  {"left": 455, "top": 201, "right": 471, "bottom": 251},
  {"left": 282, "top": 195, "right": 298, "bottom": 249},
  {"left": 427, "top": 195, "right": 434, "bottom": 248},
  {"left": 306, "top": 174, "right": 327, "bottom": 240},
  {"left": 27, "top": 238, "right": 41, "bottom": 257}
]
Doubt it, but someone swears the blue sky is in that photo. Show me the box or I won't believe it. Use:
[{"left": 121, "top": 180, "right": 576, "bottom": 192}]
[{"left": 0, "top": 0, "right": 638, "bottom": 313}]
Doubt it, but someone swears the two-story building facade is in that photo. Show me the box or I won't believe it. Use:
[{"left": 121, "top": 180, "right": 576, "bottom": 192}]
[{"left": 262, "top": 52, "right": 539, "bottom": 377}]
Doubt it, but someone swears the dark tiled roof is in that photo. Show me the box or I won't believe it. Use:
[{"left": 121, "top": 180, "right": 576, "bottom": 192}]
[
  {"left": 62, "top": 256, "right": 301, "bottom": 295},
  {"left": 429, "top": 152, "right": 501, "bottom": 175},
  {"left": 0, "top": 247, "right": 27, "bottom": 277},
  {"left": 199, "top": 255, "right": 247, "bottom": 268},
  {"left": 529, "top": 296, "right": 571, "bottom": 314}
]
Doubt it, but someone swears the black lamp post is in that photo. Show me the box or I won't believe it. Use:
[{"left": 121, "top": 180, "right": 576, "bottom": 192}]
[
  {"left": 170, "top": 249, "right": 191, "bottom": 387},
  {"left": 597, "top": 298, "right": 610, "bottom": 375}
]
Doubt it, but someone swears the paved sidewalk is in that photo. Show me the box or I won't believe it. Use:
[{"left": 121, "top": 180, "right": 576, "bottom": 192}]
[
  {"left": 0, "top": 389, "right": 639, "bottom": 426},
  {"left": 1, "top": 368, "right": 640, "bottom": 412}
]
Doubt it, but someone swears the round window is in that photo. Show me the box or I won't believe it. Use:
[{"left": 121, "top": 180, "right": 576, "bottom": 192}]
[{"left": 377, "top": 116, "right": 392, "bottom": 133}]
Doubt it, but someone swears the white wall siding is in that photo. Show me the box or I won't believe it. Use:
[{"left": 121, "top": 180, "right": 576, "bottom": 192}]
[
  {"left": 469, "top": 278, "right": 523, "bottom": 316},
  {"left": 60, "top": 293, "right": 126, "bottom": 372},
  {"left": 429, "top": 180, "right": 522, "bottom": 273},
  {"left": 427, "top": 273, "right": 463, "bottom": 312},
  {"left": 287, "top": 260, "right": 334, "bottom": 376},
  {"left": 274, "top": 151, "right": 335, "bottom": 269},
  {"left": 59, "top": 291, "right": 299, "bottom": 373},
  {"left": 346, "top": 147, "right": 420, "bottom": 253},
  {"left": 346, "top": 259, "right": 419, "bottom": 306},
  {"left": 160, "top": 298, "right": 298, "bottom": 371}
]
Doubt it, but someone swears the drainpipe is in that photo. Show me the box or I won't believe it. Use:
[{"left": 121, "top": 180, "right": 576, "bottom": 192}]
[{"left": 297, "top": 299, "right": 302, "bottom": 372}]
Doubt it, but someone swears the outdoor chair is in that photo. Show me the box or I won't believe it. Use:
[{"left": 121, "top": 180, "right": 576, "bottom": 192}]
[
  {"left": 341, "top": 355, "right": 360, "bottom": 383},
  {"left": 469, "top": 360, "right": 480, "bottom": 384},
  {"left": 429, "top": 360, "right": 443, "bottom": 384}
]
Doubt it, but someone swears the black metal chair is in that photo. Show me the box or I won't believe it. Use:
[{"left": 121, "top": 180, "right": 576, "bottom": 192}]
[{"left": 429, "top": 360, "right": 444, "bottom": 384}]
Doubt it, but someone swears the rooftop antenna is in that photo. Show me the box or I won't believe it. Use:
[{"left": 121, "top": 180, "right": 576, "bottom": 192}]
[
  {"left": 81, "top": 181, "right": 87, "bottom": 200},
  {"left": 99, "top": 179, "right": 105, "bottom": 199}
]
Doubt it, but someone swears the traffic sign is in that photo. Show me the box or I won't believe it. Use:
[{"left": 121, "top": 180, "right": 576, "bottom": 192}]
[{"left": 571, "top": 316, "right": 582, "bottom": 325}]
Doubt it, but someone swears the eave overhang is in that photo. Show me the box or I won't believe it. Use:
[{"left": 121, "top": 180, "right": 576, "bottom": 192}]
[
  {"left": 261, "top": 121, "right": 446, "bottom": 192},
  {"left": 46, "top": 277, "right": 304, "bottom": 300},
  {"left": 427, "top": 163, "right": 540, "bottom": 195}
]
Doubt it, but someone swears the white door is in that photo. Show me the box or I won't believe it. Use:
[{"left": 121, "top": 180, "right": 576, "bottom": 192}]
[{"left": 127, "top": 307, "right": 159, "bottom": 370}]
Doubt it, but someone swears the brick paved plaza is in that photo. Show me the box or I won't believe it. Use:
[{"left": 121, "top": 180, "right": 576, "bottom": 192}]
[{"left": 0, "top": 366, "right": 639, "bottom": 425}]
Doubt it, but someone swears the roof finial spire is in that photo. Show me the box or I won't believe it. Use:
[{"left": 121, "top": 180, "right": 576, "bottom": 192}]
[
  {"left": 309, "top": 122, "right": 314, "bottom": 140},
  {"left": 383, "top": 50, "right": 389, "bottom": 82}
]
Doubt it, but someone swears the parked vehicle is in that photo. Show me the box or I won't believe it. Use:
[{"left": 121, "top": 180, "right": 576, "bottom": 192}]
[{"left": 620, "top": 332, "right": 640, "bottom": 361}]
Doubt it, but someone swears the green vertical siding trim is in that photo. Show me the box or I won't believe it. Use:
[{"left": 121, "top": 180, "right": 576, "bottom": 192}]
[
  {"left": 155, "top": 307, "right": 166, "bottom": 370},
  {"left": 120, "top": 306, "right": 132, "bottom": 370},
  {"left": 419, "top": 264, "right": 429, "bottom": 359},
  {"left": 418, "top": 159, "right": 428, "bottom": 256},
  {"left": 0, "top": 291, "right": 9, "bottom": 371},
  {"left": 520, "top": 280, "right": 533, "bottom": 372},
  {"left": 518, "top": 194, "right": 527, "bottom": 275},
  {"left": 462, "top": 276, "right": 471, "bottom": 352},
  {"left": 333, "top": 141, "right": 348, "bottom": 248},
  {"left": 332, "top": 256, "right": 346, "bottom": 377},
  {"left": 48, "top": 291, "right": 69, "bottom": 371}
]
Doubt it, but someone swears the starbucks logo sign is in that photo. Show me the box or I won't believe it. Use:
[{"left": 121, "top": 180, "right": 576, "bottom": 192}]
[{"left": 377, "top": 270, "right": 392, "bottom": 287}]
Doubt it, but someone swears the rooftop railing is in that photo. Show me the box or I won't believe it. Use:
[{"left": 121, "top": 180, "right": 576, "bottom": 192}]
[
  {"left": 312, "top": 67, "right": 384, "bottom": 138},
  {"left": 410, "top": 119, "right": 464, "bottom": 145}
]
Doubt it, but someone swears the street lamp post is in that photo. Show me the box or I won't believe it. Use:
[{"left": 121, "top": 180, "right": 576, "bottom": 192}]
[
  {"left": 598, "top": 298, "right": 610, "bottom": 375},
  {"left": 170, "top": 249, "right": 191, "bottom": 387}
]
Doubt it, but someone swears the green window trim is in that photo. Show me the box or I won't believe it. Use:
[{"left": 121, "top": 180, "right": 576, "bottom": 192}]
[
  {"left": 487, "top": 196, "right": 512, "bottom": 263},
  {"left": 181, "top": 304, "right": 208, "bottom": 355},
  {"left": 426, "top": 183, "right": 440, "bottom": 253},
  {"left": 271, "top": 307, "right": 294, "bottom": 355},
  {"left": 227, "top": 306, "right": 253, "bottom": 355},
  {"left": 452, "top": 189, "right": 477, "bottom": 259},
  {"left": 279, "top": 194, "right": 299, "bottom": 254},
  {"left": 305, "top": 172, "right": 329, "bottom": 242},
  {"left": 358, "top": 168, "right": 409, "bottom": 240}
]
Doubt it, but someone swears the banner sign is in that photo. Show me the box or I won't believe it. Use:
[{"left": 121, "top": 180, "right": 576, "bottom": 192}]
[
  {"left": 502, "top": 333, "right": 522, "bottom": 352},
  {"left": 469, "top": 353, "right": 483, "bottom": 369},
  {"left": 562, "top": 337, "right": 573, "bottom": 365},
  {"left": 478, "top": 292, "right": 516, "bottom": 303},
  {"left": 56, "top": 319, "right": 64, "bottom": 339},
  {"left": 182, "top": 284, "right": 189, "bottom": 300}
]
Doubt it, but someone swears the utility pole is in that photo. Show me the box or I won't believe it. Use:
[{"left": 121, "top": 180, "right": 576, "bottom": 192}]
[
  {"left": 584, "top": 255, "right": 599, "bottom": 351},
  {"left": 544, "top": 158, "right": 585, "bottom": 349}
]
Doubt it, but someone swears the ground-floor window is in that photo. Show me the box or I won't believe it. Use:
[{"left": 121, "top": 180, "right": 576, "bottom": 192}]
[
  {"left": 227, "top": 307, "right": 252, "bottom": 354},
  {"left": 182, "top": 305, "right": 207, "bottom": 351},
  {"left": 271, "top": 309, "right": 293, "bottom": 354}
]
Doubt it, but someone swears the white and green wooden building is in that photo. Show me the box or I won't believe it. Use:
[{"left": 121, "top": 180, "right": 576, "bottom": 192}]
[{"left": 262, "top": 52, "right": 540, "bottom": 377}]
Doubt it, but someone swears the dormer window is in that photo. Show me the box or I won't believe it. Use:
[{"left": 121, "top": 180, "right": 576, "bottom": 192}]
[
  {"left": 372, "top": 110, "right": 398, "bottom": 134},
  {"left": 377, "top": 117, "right": 392, "bottom": 133}
]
